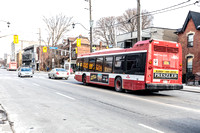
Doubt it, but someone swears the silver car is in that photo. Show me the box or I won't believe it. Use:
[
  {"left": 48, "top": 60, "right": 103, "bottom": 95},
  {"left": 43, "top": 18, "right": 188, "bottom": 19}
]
[
  {"left": 18, "top": 67, "right": 33, "bottom": 78},
  {"left": 48, "top": 68, "right": 69, "bottom": 80}
]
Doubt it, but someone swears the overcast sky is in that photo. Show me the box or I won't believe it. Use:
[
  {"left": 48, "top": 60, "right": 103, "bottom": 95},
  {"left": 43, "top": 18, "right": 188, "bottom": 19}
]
[{"left": 0, "top": 0, "right": 199, "bottom": 58}]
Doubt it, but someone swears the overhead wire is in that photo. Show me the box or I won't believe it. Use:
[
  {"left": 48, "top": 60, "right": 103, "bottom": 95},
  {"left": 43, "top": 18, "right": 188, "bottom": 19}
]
[{"left": 93, "top": 0, "right": 198, "bottom": 29}]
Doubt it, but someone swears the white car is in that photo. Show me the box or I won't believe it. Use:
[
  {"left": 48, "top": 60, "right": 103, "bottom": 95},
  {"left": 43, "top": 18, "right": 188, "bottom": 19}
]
[
  {"left": 18, "top": 67, "right": 33, "bottom": 78},
  {"left": 48, "top": 68, "right": 69, "bottom": 80}
]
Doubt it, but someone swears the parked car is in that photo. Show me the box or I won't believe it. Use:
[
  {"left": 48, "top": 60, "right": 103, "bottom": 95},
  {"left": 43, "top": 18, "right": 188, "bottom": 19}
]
[
  {"left": 48, "top": 68, "right": 69, "bottom": 80},
  {"left": 18, "top": 67, "right": 33, "bottom": 78}
]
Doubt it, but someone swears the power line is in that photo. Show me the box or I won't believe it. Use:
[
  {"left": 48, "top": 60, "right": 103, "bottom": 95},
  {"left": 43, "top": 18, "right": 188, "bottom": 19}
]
[{"left": 94, "top": 0, "right": 198, "bottom": 29}]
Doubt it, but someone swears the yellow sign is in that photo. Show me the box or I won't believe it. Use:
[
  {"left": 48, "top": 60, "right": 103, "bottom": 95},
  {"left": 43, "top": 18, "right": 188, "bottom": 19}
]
[
  {"left": 13, "top": 35, "right": 19, "bottom": 44},
  {"left": 75, "top": 48, "right": 77, "bottom": 54},
  {"left": 163, "top": 61, "right": 170, "bottom": 65},
  {"left": 77, "top": 38, "right": 81, "bottom": 47},
  {"left": 43, "top": 46, "right": 47, "bottom": 53},
  {"left": 153, "top": 69, "right": 178, "bottom": 79},
  {"left": 153, "top": 69, "right": 178, "bottom": 74}
]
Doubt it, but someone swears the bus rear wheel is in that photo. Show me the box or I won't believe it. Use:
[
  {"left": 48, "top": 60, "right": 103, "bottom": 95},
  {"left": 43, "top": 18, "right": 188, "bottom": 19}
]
[{"left": 115, "top": 77, "right": 123, "bottom": 92}]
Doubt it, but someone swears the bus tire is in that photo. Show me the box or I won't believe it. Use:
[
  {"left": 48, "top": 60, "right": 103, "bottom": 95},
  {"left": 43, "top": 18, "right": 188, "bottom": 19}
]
[
  {"left": 115, "top": 77, "right": 123, "bottom": 92},
  {"left": 82, "top": 74, "right": 87, "bottom": 85}
]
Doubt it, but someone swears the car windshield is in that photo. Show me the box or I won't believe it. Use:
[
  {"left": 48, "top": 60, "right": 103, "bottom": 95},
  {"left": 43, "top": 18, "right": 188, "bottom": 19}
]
[
  {"left": 56, "top": 68, "right": 66, "bottom": 72},
  {"left": 21, "top": 68, "right": 31, "bottom": 71}
]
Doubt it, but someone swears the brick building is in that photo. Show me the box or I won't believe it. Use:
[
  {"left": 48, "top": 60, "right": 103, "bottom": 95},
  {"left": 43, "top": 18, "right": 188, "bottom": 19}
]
[
  {"left": 176, "top": 11, "right": 200, "bottom": 84},
  {"left": 60, "top": 35, "right": 107, "bottom": 71}
]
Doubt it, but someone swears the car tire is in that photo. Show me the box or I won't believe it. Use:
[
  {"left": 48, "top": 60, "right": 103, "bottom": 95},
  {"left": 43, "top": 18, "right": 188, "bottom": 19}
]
[{"left": 65, "top": 77, "right": 69, "bottom": 80}]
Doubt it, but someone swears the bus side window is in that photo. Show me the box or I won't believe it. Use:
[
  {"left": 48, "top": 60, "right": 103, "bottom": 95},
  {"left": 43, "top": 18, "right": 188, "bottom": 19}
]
[
  {"left": 126, "top": 53, "right": 146, "bottom": 75},
  {"left": 83, "top": 58, "right": 89, "bottom": 71},
  {"left": 76, "top": 58, "right": 82, "bottom": 71},
  {"left": 89, "top": 58, "right": 96, "bottom": 72},
  {"left": 104, "top": 56, "right": 113, "bottom": 73},
  {"left": 114, "top": 55, "right": 125, "bottom": 74},
  {"left": 96, "top": 57, "right": 103, "bottom": 72}
]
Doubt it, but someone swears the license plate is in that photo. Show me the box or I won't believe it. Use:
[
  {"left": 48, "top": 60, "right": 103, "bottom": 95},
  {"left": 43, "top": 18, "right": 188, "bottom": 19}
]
[{"left": 163, "top": 61, "right": 170, "bottom": 65}]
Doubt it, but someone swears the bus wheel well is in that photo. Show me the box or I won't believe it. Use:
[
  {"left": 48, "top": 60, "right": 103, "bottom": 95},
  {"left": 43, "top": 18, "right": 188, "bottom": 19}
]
[
  {"left": 82, "top": 73, "right": 87, "bottom": 85},
  {"left": 115, "top": 76, "right": 122, "bottom": 81}
]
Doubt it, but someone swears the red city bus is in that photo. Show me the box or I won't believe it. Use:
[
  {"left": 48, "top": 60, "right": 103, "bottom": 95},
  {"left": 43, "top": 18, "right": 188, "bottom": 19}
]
[
  {"left": 7, "top": 62, "right": 17, "bottom": 71},
  {"left": 75, "top": 40, "right": 183, "bottom": 92}
]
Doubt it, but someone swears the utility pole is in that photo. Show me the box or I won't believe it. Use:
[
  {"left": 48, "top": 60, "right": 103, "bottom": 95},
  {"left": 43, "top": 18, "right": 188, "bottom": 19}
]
[
  {"left": 137, "top": 0, "right": 142, "bottom": 42},
  {"left": 69, "top": 41, "right": 71, "bottom": 76},
  {"left": 89, "top": 0, "right": 93, "bottom": 53},
  {"left": 38, "top": 28, "right": 42, "bottom": 71}
]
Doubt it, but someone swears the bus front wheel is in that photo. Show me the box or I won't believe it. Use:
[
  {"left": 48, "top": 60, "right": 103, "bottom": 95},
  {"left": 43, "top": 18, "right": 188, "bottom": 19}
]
[
  {"left": 82, "top": 75, "right": 87, "bottom": 85},
  {"left": 115, "top": 77, "right": 123, "bottom": 92}
]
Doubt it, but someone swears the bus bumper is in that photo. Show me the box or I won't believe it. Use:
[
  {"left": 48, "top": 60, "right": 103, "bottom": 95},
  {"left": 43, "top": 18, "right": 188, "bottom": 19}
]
[{"left": 145, "top": 83, "right": 183, "bottom": 91}]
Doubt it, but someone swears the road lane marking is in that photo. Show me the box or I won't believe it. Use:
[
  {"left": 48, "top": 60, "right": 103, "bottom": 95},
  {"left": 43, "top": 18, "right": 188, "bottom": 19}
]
[
  {"left": 139, "top": 123, "right": 164, "bottom": 133},
  {"left": 41, "top": 77, "right": 200, "bottom": 113},
  {"left": 33, "top": 83, "right": 40, "bottom": 86},
  {"left": 56, "top": 92, "right": 75, "bottom": 100}
]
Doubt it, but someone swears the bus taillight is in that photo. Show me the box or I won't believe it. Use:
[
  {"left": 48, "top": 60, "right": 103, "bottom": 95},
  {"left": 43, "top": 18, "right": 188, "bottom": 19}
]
[{"left": 148, "top": 66, "right": 152, "bottom": 70}]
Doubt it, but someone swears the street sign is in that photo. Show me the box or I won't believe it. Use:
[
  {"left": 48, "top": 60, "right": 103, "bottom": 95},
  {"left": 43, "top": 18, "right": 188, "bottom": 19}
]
[
  {"left": 13, "top": 35, "right": 19, "bottom": 44},
  {"left": 77, "top": 38, "right": 81, "bottom": 47},
  {"left": 43, "top": 46, "right": 47, "bottom": 53},
  {"left": 49, "top": 47, "right": 58, "bottom": 49}
]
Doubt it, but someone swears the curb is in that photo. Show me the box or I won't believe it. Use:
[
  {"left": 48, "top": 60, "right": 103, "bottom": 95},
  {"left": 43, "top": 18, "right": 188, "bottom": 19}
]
[{"left": 0, "top": 104, "right": 14, "bottom": 133}]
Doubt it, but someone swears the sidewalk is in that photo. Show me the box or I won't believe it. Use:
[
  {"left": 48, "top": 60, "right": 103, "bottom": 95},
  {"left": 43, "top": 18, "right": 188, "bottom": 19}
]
[
  {"left": 0, "top": 104, "right": 13, "bottom": 133},
  {"left": 182, "top": 84, "right": 200, "bottom": 93}
]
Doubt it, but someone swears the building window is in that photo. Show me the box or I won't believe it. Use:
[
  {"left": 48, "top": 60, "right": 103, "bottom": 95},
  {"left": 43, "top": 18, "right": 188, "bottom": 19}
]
[
  {"left": 187, "top": 34, "right": 194, "bottom": 47},
  {"left": 186, "top": 56, "right": 193, "bottom": 73}
]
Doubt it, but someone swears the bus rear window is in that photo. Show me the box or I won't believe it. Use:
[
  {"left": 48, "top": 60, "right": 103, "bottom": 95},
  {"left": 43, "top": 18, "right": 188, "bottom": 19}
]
[{"left": 154, "top": 45, "right": 179, "bottom": 53}]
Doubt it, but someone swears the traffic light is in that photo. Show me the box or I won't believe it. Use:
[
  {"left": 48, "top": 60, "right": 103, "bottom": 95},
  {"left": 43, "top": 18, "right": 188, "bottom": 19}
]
[
  {"left": 77, "top": 38, "right": 81, "bottom": 47},
  {"left": 13, "top": 35, "right": 19, "bottom": 44},
  {"left": 43, "top": 46, "right": 47, "bottom": 53}
]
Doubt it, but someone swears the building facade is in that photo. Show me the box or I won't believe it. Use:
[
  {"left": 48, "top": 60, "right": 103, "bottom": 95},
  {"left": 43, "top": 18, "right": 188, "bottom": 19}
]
[
  {"left": 176, "top": 11, "right": 200, "bottom": 84},
  {"left": 116, "top": 27, "right": 178, "bottom": 48}
]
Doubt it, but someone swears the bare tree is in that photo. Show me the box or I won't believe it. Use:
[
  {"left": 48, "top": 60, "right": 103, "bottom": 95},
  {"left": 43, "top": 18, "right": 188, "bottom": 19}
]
[
  {"left": 117, "top": 8, "right": 153, "bottom": 33},
  {"left": 43, "top": 14, "right": 73, "bottom": 46},
  {"left": 94, "top": 16, "right": 117, "bottom": 46}
]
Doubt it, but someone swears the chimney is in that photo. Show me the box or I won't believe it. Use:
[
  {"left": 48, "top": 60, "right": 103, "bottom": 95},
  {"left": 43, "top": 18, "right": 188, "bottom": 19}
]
[{"left": 100, "top": 41, "right": 102, "bottom": 50}]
